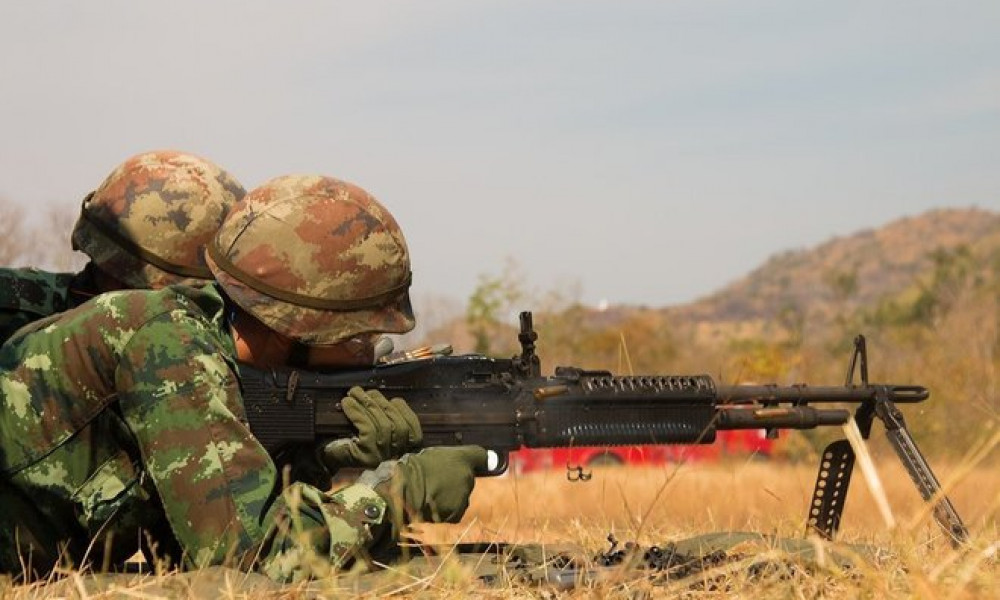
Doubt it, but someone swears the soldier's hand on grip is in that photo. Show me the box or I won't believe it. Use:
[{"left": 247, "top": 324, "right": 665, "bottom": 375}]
[
  {"left": 320, "top": 386, "right": 423, "bottom": 471},
  {"left": 359, "top": 446, "right": 487, "bottom": 524}
]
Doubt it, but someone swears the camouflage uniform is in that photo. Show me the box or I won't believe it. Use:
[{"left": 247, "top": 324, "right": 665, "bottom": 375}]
[
  {"left": 0, "top": 150, "right": 243, "bottom": 345},
  {"left": 0, "top": 174, "right": 425, "bottom": 582},
  {"left": 0, "top": 284, "right": 388, "bottom": 582},
  {"left": 0, "top": 266, "right": 95, "bottom": 343}
]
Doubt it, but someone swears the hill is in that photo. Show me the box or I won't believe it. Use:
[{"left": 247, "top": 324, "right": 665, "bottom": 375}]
[
  {"left": 664, "top": 207, "right": 1000, "bottom": 340},
  {"left": 416, "top": 206, "right": 1000, "bottom": 370}
]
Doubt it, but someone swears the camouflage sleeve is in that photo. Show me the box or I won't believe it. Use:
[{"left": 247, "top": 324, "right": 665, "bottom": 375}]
[
  {"left": 0, "top": 268, "right": 76, "bottom": 345},
  {"left": 0, "top": 310, "right": 38, "bottom": 345},
  {"left": 258, "top": 482, "right": 388, "bottom": 582},
  {"left": 114, "top": 309, "right": 387, "bottom": 577}
]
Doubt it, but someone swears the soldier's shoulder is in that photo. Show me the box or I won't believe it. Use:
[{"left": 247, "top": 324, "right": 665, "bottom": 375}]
[
  {"left": 0, "top": 267, "right": 76, "bottom": 315},
  {"left": 46, "top": 284, "right": 228, "bottom": 345},
  {"left": 88, "top": 283, "right": 224, "bottom": 316}
]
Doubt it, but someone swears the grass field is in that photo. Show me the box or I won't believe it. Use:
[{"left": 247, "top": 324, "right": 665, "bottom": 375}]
[
  {"left": 5, "top": 451, "right": 999, "bottom": 598},
  {"left": 456, "top": 456, "right": 1000, "bottom": 544}
]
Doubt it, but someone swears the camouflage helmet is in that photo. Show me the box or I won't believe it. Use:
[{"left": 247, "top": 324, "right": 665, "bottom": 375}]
[
  {"left": 71, "top": 150, "right": 245, "bottom": 289},
  {"left": 207, "top": 174, "right": 415, "bottom": 345}
]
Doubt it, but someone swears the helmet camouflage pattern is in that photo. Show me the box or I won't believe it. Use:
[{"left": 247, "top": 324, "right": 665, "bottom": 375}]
[
  {"left": 207, "top": 174, "right": 415, "bottom": 345},
  {"left": 71, "top": 150, "right": 245, "bottom": 289}
]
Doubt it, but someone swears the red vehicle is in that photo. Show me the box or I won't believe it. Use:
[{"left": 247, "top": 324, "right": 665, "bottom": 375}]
[{"left": 508, "top": 429, "right": 774, "bottom": 475}]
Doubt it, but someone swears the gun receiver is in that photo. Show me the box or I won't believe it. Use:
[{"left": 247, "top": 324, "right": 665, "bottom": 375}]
[
  {"left": 242, "top": 361, "right": 861, "bottom": 452},
  {"left": 241, "top": 311, "right": 967, "bottom": 547}
]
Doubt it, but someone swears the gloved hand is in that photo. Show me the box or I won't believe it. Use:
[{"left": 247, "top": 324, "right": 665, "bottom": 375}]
[
  {"left": 320, "top": 387, "right": 423, "bottom": 472},
  {"left": 359, "top": 445, "right": 488, "bottom": 524}
]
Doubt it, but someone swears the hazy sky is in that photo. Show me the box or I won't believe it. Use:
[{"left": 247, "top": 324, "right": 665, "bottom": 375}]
[{"left": 1, "top": 1, "right": 998, "bottom": 311}]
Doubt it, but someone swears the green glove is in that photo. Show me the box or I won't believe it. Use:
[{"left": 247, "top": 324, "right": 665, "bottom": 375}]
[
  {"left": 359, "top": 446, "right": 487, "bottom": 524},
  {"left": 320, "top": 387, "right": 423, "bottom": 471}
]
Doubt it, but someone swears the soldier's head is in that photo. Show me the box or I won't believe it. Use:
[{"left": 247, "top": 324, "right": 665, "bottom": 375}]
[
  {"left": 71, "top": 150, "right": 245, "bottom": 291},
  {"left": 206, "top": 174, "right": 415, "bottom": 368}
]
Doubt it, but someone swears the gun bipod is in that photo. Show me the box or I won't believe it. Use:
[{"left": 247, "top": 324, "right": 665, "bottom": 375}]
[{"left": 806, "top": 335, "right": 968, "bottom": 547}]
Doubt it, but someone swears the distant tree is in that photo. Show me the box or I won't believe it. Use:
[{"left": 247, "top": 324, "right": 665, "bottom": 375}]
[
  {"left": 862, "top": 245, "right": 979, "bottom": 331},
  {"left": 725, "top": 338, "right": 797, "bottom": 383},
  {"left": 921, "top": 245, "right": 976, "bottom": 320},
  {"left": 823, "top": 267, "right": 858, "bottom": 303},
  {"left": 776, "top": 303, "right": 805, "bottom": 349},
  {"left": 38, "top": 205, "right": 86, "bottom": 271},
  {"left": 466, "top": 258, "right": 525, "bottom": 355},
  {"left": 0, "top": 198, "right": 85, "bottom": 270},
  {"left": 394, "top": 292, "right": 465, "bottom": 349},
  {"left": 0, "top": 197, "right": 30, "bottom": 265}
]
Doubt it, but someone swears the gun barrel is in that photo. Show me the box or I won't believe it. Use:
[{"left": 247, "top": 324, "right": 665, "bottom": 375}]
[{"left": 715, "top": 384, "right": 928, "bottom": 404}]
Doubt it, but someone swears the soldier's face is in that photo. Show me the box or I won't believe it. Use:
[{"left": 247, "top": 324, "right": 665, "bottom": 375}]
[
  {"left": 301, "top": 335, "right": 376, "bottom": 369},
  {"left": 231, "top": 309, "right": 297, "bottom": 368},
  {"left": 232, "top": 307, "right": 376, "bottom": 369},
  {"left": 234, "top": 327, "right": 296, "bottom": 368}
]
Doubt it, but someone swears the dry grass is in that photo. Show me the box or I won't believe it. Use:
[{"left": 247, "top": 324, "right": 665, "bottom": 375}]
[
  {"left": 446, "top": 459, "right": 1000, "bottom": 545},
  {"left": 6, "top": 457, "right": 1000, "bottom": 598}
]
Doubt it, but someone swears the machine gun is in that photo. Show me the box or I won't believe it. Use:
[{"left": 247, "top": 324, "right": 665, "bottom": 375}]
[{"left": 241, "top": 311, "right": 968, "bottom": 546}]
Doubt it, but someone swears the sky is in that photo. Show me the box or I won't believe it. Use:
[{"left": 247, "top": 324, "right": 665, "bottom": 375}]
[{"left": 1, "top": 1, "right": 998, "bottom": 314}]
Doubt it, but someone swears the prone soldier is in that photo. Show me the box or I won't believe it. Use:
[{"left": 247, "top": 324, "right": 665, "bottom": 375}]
[{"left": 0, "top": 174, "right": 485, "bottom": 581}]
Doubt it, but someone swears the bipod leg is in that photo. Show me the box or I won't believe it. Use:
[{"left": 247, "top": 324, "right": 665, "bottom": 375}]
[
  {"left": 805, "top": 396, "right": 875, "bottom": 540},
  {"left": 806, "top": 439, "right": 856, "bottom": 540},
  {"left": 807, "top": 338, "right": 880, "bottom": 541},
  {"left": 875, "top": 396, "right": 969, "bottom": 547}
]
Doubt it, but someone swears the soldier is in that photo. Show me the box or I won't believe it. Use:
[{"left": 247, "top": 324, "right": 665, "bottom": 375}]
[
  {"left": 0, "top": 174, "right": 485, "bottom": 582},
  {"left": 0, "top": 150, "right": 245, "bottom": 343}
]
